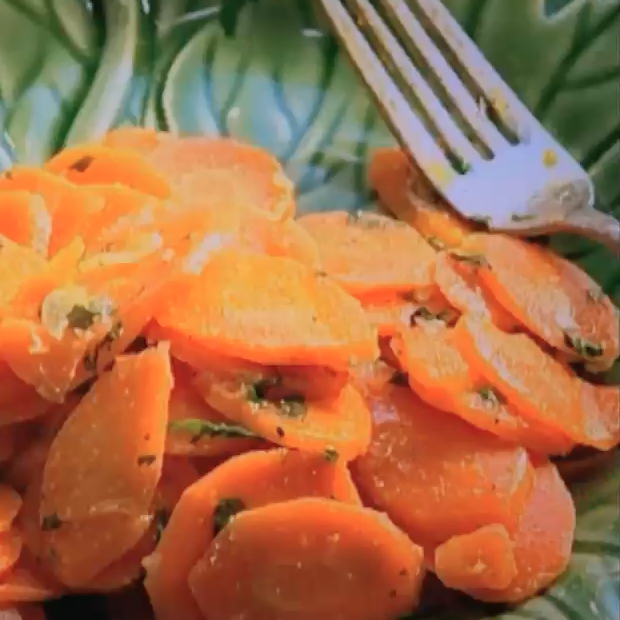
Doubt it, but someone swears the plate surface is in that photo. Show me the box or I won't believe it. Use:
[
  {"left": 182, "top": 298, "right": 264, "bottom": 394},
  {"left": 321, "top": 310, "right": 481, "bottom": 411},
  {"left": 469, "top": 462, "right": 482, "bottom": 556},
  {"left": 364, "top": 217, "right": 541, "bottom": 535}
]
[{"left": 0, "top": 1, "right": 618, "bottom": 619}]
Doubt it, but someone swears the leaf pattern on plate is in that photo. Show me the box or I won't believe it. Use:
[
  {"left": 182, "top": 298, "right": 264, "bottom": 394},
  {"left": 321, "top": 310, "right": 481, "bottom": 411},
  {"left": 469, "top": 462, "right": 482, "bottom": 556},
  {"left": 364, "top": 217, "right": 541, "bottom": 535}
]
[{"left": 0, "top": 2, "right": 618, "bottom": 619}]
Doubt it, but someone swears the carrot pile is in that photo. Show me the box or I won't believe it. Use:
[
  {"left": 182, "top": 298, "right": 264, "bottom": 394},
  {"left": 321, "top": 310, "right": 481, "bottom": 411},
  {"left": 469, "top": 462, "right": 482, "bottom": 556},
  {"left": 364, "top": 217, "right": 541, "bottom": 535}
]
[{"left": 0, "top": 129, "right": 616, "bottom": 620}]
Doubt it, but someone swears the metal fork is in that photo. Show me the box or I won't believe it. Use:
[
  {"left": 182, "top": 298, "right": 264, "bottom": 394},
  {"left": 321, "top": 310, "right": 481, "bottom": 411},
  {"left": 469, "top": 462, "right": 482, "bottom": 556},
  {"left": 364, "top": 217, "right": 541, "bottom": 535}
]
[{"left": 318, "top": 0, "right": 620, "bottom": 253}]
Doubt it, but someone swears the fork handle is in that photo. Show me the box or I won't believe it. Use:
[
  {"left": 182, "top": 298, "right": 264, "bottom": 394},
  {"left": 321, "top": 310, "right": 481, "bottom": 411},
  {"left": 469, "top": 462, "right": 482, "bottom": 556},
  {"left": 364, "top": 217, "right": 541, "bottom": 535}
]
[{"left": 560, "top": 208, "right": 620, "bottom": 255}]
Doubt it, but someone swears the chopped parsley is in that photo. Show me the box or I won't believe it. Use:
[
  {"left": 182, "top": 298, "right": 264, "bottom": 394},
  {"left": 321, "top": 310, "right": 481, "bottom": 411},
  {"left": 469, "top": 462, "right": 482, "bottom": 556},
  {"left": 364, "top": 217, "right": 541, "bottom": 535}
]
[
  {"left": 323, "top": 446, "right": 339, "bottom": 463},
  {"left": 563, "top": 332, "right": 604, "bottom": 358},
  {"left": 478, "top": 386, "right": 502, "bottom": 408},
  {"left": 168, "top": 419, "right": 260, "bottom": 443},
  {"left": 66, "top": 304, "right": 99, "bottom": 331},
  {"left": 213, "top": 498, "right": 246, "bottom": 536}
]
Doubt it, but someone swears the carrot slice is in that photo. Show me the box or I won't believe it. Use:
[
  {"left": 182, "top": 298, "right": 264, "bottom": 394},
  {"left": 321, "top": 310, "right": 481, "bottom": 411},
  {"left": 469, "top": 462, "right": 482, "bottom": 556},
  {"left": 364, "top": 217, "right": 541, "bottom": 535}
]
[
  {"left": 467, "top": 460, "right": 575, "bottom": 603},
  {"left": 0, "top": 554, "right": 61, "bottom": 603},
  {"left": 144, "top": 448, "right": 361, "bottom": 620},
  {"left": 298, "top": 210, "right": 437, "bottom": 296},
  {"left": 0, "top": 363, "right": 52, "bottom": 426},
  {"left": 0, "top": 192, "right": 51, "bottom": 255},
  {"left": 433, "top": 251, "right": 518, "bottom": 332},
  {"left": 352, "top": 370, "right": 534, "bottom": 548},
  {"left": 461, "top": 233, "right": 620, "bottom": 366},
  {"left": 434, "top": 524, "right": 517, "bottom": 591},
  {"left": 0, "top": 530, "right": 23, "bottom": 579},
  {"left": 166, "top": 364, "right": 264, "bottom": 457},
  {"left": 156, "top": 250, "right": 378, "bottom": 369},
  {"left": 40, "top": 344, "right": 172, "bottom": 524},
  {"left": 0, "top": 166, "right": 104, "bottom": 256},
  {"left": 392, "top": 322, "right": 575, "bottom": 455},
  {"left": 0, "top": 604, "right": 47, "bottom": 620},
  {"left": 0, "top": 252, "right": 181, "bottom": 402},
  {"left": 194, "top": 369, "right": 371, "bottom": 460},
  {"left": 0, "top": 485, "right": 22, "bottom": 532},
  {"left": 100, "top": 127, "right": 168, "bottom": 154},
  {"left": 44, "top": 145, "right": 171, "bottom": 200},
  {"left": 453, "top": 315, "right": 618, "bottom": 450},
  {"left": 188, "top": 498, "right": 425, "bottom": 620},
  {"left": 368, "top": 147, "right": 474, "bottom": 248},
  {"left": 143, "top": 136, "right": 295, "bottom": 220}
]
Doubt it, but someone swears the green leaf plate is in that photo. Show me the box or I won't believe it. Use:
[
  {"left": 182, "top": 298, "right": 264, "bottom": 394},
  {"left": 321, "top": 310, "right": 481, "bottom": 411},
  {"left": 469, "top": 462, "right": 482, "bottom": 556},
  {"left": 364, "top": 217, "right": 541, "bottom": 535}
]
[{"left": 0, "top": 1, "right": 618, "bottom": 619}]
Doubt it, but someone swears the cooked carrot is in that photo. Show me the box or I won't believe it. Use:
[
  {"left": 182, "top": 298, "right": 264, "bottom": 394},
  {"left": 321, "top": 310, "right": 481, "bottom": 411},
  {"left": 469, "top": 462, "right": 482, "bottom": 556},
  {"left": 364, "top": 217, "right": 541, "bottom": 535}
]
[
  {"left": 392, "top": 322, "right": 575, "bottom": 455},
  {"left": 466, "top": 460, "right": 575, "bottom": 603},
  {"left": 460, "top": 233, "right": 619, "bottom": 367},
  {"left": 166, "top": 363, "right": 264, "bottom": 457},
  {"left": 368, "top": 147, "right": 474, "bottom": 247},
  {"left": 156, "top": 250, "right": 378, "bottom": 369},
  {"left": 44, "top": 145, "right": 171, "bottom": 200},
  {"left": 433, "top": 251, "right": 518, "bottom": 332},
  {"left": 0, "top": 166, "right": 104, "bottom": 256},
  {"left": 188, "top": 498, "right": 424, "bottom": 620},
  {"left": 298, "top": 211, "right": 436, "bottom": 297},
  {"left": 0, "top": 252, "right": 181, "bottom": 401},
  {"left": 0, "top": 484, "right": 22, "bottom": 532},
  {"left": 0, "top": 426, "right": 18, "bottom": 463},
  {"left": 0, "top": 530, "right": 23, "bottom": 579},
  {"left": 0, "top": 363, "right": 53, "bottom": 426},
  {"left": 453, "top": 315, "right": 619, "bottom": 450},
  {"left": 0, "top": 553, "right": 61, "bottom": 603},
  {"left": 434, "top": 524, "right": 517, "bottom": 591},
  {"left": 0, "top": 192, "right": 51, "bottom": 255},
  {"left": 0, "top": 604, "right": 47, "bottom": 620},
  {"left": 100, "top": 127, "right": 168, "bottom": 154},
  {"left": 144, "top": 448, "right": 361, "bottom": 620},
  {"left": 143, "top": 136, "right": 295, "bottom": 220},
  {"left": 40, "top": 344, "right": 172, "bottom": 527},
  {"left": 352, "top": 370, "right": 534, "bottom": 548},
  {"left": 194, "top": 369, "right": 371, "bottom": 460}
]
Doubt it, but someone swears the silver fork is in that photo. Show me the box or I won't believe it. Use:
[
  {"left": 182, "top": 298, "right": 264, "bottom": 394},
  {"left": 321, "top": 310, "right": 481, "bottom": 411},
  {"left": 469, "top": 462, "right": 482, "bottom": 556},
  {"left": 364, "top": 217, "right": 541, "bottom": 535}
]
[{"left": 318, "top": 0, "right": 620, "bottom": 253}]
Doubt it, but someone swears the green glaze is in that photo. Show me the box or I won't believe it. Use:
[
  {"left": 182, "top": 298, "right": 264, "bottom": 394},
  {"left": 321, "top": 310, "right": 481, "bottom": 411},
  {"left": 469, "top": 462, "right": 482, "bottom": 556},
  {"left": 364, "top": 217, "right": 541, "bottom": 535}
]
[{"left": 0, "top": 1, "right": 618, "bottom": 619}]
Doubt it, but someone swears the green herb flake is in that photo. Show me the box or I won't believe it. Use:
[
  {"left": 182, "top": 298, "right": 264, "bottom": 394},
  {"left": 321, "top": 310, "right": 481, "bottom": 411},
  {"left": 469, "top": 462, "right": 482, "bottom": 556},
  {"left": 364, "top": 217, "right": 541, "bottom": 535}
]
[
  {"left": 69, "top": 155, "right": 94, "bottom": 172},
  {"left": 137, "top": 454, "right": 157, "bottom": 467},
  {"left": 454, "top": 159, "right": 471, "bottom": 174},
  {"left": 245, "top": 376, "right": 280, "bottom": 403},
  {"left": 389, "top": 371, "right": 409, "bottom": 387},
  {"left": 213, "top": 497, "right": 246, "bottom": 536},
  {"left": 563, "top": 332, "right": 604, "bottom": 358},
  {"left": 449, "top": 251, "right": 490, "bottom": 269},
  {"left": 66, "top": 304, "right": 99, "bottom": 331},
  {"left": 323, "top": 446, "right": 339, "bottom": 463},
  {"left": 478, "top": 386, "right": 502, "bottom": 407},
  {"left": 41, "top": 513, "right": 63, "bottom": 531},
  {"left": 276, "top": 394, "right": 307, "bottom": 419},
  {"left": 168, "top": 419, "right": 260, "bottom": 443}
]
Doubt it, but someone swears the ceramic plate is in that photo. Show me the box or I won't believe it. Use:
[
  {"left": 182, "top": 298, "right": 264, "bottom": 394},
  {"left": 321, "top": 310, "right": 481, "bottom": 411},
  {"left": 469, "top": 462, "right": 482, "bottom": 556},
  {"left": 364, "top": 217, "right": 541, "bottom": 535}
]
[{"left": 0, "top": 1, "right": 618, "bottom": 619}]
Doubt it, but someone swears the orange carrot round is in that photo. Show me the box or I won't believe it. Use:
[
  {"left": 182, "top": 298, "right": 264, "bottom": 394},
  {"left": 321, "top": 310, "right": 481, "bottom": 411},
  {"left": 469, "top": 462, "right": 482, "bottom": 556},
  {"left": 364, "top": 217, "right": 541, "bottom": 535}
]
[
  {"left": 0, "top": 192, "right": 51, "bottom": 255},
  {"left": 144, "top": 448, "right": 361, "bottom": 620},
  {"left": 0, "top": 484, "right": 23, "bottom": 532},
  {"left": 187, "top": 498, "right": 425, "bottom": 620}
]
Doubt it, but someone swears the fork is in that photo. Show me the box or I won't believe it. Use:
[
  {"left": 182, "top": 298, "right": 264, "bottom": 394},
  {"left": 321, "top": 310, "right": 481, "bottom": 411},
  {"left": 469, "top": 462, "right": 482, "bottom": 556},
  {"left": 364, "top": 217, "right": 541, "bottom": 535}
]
[{"left": 318, "top": 0, "right": 620, "bottom": 253}]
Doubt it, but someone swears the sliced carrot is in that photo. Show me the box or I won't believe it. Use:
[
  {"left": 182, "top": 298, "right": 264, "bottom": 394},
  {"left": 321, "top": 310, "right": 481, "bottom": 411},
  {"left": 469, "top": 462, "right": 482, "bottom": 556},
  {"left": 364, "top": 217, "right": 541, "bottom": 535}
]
[
  {"left": 0, "top": 236, "right": 48, "bottom": 316},
  {"left": 143, "top": 136, "right": 295, "bottom": 220},
  {"left": 461, "top": 233, "right": 619, "bottom": 366},
  {"left": 0, "top": 363, "right": 52, "bottom": 426},
  {"left": 352, "top": 371, "right": 534, "bottom": 548},
  {"left": 368, "top": 147, "right": 474, "bottom": 248},
  {"left": 0, "top": 192, "right": 51, "bottom": 256},
  {"left": 0, "top": 426, "right": 18, "bottom": 463},
  {"left": 100, "top": 127, "right": 168, "bottom": 154},
  {"left": 453, "top": 315, "right": 618, "bottom": 450},
  {"left": 0, "top": 252, "right": 181, "bottom": 402},
  {"left": 392, "top": 322, "right": 575, "bottom": 455},
  {"left": 166, "top": 364, "right": 263, "bottom": 457},
  {"left": 434, "top": 524, "right": 517, "bottom": 591},
  {"left": 0, "top": 554, "right": 61, "bottom": 603},
  {"left": 194, "top": 369, "right": 371, "bottom": 460},
  {"left": 467, "top": 460, "right": 575, "bottom": 603},
  {"left": 0, "top": 531, "right": 22, "bottom": 579},
  {"left": 156, "top": 250, "right": 378, "bottom": 369},
  {"left": 144, "top": 448, "right": 361, "bottom": 620},
  {"left": 40, "top": 344, "right": 172, "bottom": 524},
  {"left": 298, "top": 211, "right": 436, "bottom": 296},
  {"left": 0, "top": 485, "right": 22, "bottom": 532},
  {"left": 433, "top": 251, "right": 518, "bottom": 332},
  {"left": 188, "top": 498, "right": 424, "bottom": 620},
  {"left": 0, "top": 166, "right": 104, "bottom": 256},
  {"left": 44, "top": 145, "right": 172, "bottom": 200},
  {"left": 0, "top": 604, "right": 47, "bottom": 620}
]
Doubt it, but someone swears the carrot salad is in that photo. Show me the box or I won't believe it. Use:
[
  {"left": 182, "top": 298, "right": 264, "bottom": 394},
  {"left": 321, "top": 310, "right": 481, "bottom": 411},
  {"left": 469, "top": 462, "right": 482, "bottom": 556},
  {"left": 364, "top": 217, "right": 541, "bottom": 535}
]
[{"left": 0, "top": 131, "right": 616, "bottom": 620}]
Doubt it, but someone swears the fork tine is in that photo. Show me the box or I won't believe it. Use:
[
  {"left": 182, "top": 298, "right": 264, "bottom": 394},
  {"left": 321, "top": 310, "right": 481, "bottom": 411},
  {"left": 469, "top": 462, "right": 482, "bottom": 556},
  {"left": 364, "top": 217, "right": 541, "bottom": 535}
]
[
  {"left": 349, "top": 0, "right": 482, "bottom": 166},
  {"left": 413, "top": 0, "right": 544, "bottom": 136},
  {"left": 381, "top": 0, "right": 509, "bottom": 154},
  {"left": 318, "top": 0, "right": 456, "bottom": 190}
]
